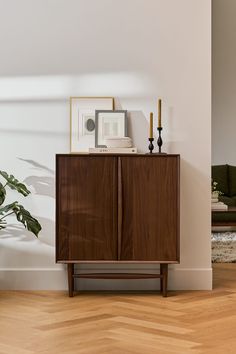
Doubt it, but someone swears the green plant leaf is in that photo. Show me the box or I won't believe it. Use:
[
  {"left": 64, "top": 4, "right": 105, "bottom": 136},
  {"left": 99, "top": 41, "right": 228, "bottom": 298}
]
[
  {"left": 0, "top": 201, "right": 41, "bottom": 237},
  {"left": 0, "top": 182, "right": 6, "bottom": 206},
  {"left": 0, "top": 201, "right": 18, "bottom": 215},
  {"left": 0, "top": 170, "right": 41, "bottom": 237},
  {"left": 12, "top": 204, "right": 41, "bottom": 237},
  {"left": 0, "top": 171, "right": 30, "bottom": 197},
  {"left": 0, "top": 219, "right": 6, "bottom": 230}
]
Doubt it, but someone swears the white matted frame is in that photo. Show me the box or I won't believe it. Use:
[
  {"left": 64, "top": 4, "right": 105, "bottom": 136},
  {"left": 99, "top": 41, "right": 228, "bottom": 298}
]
[{"left": 70, "top": 97, "right": 114, "bottom": 152}]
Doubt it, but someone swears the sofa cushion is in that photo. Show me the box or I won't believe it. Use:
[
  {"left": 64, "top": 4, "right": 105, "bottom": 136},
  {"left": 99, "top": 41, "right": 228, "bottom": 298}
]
[
  {"left": 228, "top": 165, "right": 236, "bottom": 196},
  {"left": 219, "top": 195, "right": 235, "bottom": 206},
  {"left": 212, "top": 165, "right": 229, "bottom": 196},
  {"left": 212, "top": 210, "right": 236, "bottom": 223},
  {"left": 230, "top": 196, "right": 236, "bottom": 206}
]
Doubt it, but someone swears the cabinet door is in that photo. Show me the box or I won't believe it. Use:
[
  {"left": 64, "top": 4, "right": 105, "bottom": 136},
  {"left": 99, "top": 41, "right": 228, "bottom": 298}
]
[
  {"left": 120, "top": 156, "right": 179, "bottom": 262},
  {"left": 56, "top": 156, "right": 118, "bottom": 261}
]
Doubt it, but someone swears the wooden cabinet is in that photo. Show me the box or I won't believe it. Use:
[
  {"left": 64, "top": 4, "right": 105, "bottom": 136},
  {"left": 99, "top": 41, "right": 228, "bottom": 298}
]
[{"left": 56, "top": 154, "right": 180, "bottom": 297}]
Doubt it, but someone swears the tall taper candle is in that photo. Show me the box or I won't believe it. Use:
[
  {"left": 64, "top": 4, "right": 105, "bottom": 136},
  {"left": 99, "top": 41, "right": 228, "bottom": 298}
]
[
  {"left": 158, "top": 99, "right": 162, "bottom": 128},
  {"left": 150, "top": 112, "right": 153, "bottom": 138}
]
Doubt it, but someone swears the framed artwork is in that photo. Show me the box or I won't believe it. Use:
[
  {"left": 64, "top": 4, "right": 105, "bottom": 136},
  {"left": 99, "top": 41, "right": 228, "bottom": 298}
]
[
  {"left": 70, "top": 97, "right": 114, "bottom": 152},
  {"left": 95, "top": 110, "right": 128, "bottom": 147}
]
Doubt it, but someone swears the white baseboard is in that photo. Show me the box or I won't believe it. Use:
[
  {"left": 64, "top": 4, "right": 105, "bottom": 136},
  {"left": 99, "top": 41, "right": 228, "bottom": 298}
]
[
  {"left": 0, "top": 266, "right": 212, "bottom": 291},
  {"left": 0, "top": 268, "right": 68, "bottom": 291}
]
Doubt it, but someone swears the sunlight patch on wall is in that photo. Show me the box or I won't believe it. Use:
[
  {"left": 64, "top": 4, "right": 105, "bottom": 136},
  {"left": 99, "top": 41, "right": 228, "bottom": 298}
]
[{"left": 0, "top": 72, "right": 158, "bottom": 101}]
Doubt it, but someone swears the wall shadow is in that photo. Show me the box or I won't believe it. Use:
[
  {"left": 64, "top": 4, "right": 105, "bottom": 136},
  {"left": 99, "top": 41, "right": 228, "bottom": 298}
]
[
  {"left": 0, "top": 158, "right": 56, "bottom": 249},
  {"left": 23, "top": 175, "right": 55, "bottom": 199},
  {"left": 128, "top": 110, "right": 149, "bottom": 153},
  {"left": 0, "top": 217, "right": 54, "bottom": 247},
  {"left": 18, "top": 158, "right": 55, "bottom": 198}
]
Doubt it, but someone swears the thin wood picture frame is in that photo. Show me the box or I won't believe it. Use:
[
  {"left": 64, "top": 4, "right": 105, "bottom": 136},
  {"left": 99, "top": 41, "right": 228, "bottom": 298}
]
[{"left": 70, "top": 97, "right": 114, "bottom": 153}]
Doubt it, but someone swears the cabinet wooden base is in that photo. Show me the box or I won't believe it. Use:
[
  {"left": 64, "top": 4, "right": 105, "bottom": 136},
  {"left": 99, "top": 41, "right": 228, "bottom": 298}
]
[
  {"left": 67, "top": 264, "right": 169, "bottom": 297},
  {"left": 67, "top": 263, "right": 74, "bottom": 297}
]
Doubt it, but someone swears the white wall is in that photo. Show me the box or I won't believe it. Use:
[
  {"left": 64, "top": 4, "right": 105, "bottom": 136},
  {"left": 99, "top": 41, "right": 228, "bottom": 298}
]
[
  {"left": 0, "top": 0, "right": 212, "bottom": 290},
  {"left": 212, "top": 0, "right": 236, "bottom": 165}
]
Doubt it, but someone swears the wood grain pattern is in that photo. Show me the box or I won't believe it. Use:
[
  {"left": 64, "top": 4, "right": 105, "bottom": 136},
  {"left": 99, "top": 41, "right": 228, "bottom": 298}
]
[
  {"left": 56, "top": 154, "right": 180, "bottom": 264},
  {"left": 117, "top": 157, "right": 122, "bottom": 261},
  {"left": 56, "top": 155, "right": 118, "bottom": 261},
  {"left": 120, "top": 156, "right": 179, "bottom": 262},
  {"left": 0, "top": 264, "right": 235, "bottom": 354}
]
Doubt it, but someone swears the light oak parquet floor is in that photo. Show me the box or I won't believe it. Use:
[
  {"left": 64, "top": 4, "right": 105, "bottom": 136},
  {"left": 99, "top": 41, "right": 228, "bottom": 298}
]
[{"left": 0, "top": 263, "right": 236, "bottom": 354}]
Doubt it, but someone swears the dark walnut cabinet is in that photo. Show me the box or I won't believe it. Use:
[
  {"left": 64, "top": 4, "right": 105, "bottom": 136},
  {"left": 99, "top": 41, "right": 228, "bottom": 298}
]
[{"left": 56, "top": 154, "right": 180, "bottom": 297}]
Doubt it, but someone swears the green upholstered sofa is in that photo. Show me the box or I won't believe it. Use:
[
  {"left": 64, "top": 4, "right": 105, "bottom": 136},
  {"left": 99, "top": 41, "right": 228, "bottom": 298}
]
[{"left": 212, "top": 164, "right": 236, "bottom": 225}]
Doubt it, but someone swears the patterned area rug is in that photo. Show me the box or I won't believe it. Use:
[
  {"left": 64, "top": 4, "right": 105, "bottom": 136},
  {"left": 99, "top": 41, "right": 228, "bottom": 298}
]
[{"left": 212, "top": 232, "right": 236, "bottom": 263}]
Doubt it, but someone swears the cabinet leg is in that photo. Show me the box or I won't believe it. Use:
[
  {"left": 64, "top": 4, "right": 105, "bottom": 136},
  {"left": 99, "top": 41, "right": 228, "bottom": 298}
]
[
  {"left": 160, "top": 264, "right": 163, "bottom": 293},
  {"left": 67, "top": 263, "right": 74, "bottom": 297},
  {"left": 162, "top": 264, "right": 168, "bottom": 297}
]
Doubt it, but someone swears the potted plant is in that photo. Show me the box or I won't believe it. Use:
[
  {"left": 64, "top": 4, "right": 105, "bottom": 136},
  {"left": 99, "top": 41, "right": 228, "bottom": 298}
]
[
  {"left": 0, "top": 171, "right": 41, "bottom": 236},
  {"left": 211, "top": 179, "right": 223, "bottom": 202}
]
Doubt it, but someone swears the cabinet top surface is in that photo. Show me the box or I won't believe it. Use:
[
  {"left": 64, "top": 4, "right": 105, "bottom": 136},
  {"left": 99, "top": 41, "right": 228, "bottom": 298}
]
[{"left": 56, "top": 153, "right": 180, "bottom": 157}]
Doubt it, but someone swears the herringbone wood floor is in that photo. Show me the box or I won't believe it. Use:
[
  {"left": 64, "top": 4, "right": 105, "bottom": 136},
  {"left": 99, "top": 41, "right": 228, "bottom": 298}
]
[{"left": 0, "top": 264, "right": 236, "bottom": 354}]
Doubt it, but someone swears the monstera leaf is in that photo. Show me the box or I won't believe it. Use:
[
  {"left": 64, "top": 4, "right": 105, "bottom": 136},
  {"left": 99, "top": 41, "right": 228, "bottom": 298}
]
[
  {"left": 0, "top": 201, "right": 41, "bottom": 237},
  {"left": 12, "top": 203, "right": 41, "bottom": 237},
  {"left": 0, "top": 171, "right": 41, "bottom": 237},
  {"left": 0, "top": 182, "right": 6, "bottom": 206},
  {"left": 0, "top": 202, "right": 18, "bottom": 215},
  {"left": 0, "top": 171, "right": 30, "bottom": 197}
]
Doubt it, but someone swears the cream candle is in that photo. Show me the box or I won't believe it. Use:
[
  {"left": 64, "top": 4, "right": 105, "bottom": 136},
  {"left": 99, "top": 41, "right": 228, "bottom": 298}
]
[
  {"left": 158, "top": 99, "right": 162, "bottom": 128},
  {"left": 149, "top": 112, "right": 153, "bottom": 138}
]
